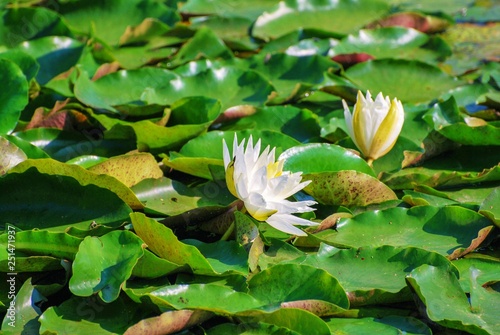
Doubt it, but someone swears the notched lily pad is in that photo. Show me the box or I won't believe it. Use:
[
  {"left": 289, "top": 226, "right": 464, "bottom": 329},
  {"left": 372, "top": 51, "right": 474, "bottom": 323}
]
[{"left": 303, "top": 170, "right": 397, "bottom": 207}]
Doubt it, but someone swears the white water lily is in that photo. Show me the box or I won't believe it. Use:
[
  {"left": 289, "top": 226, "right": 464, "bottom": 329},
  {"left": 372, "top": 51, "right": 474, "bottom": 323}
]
[
  {"left": 223, "top": 135, "right": 318, "bottom": 236},
  {"left": 343, "top": 90, "right": 404, "bottom": 165}
]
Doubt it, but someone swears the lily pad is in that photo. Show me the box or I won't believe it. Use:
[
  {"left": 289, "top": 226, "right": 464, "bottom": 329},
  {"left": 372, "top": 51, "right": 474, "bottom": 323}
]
[
  {"left": 330, "top": 27, "right": 451, "bottom": 63},
  {"left": 0, "top": 59, "right": 29, "bottom": 135},
  {"left": 15, "top": 36, "right": 85, "bottom": 85},
  {"left": 10, "top": 158, "right": 143, "bottom": 209},
  {"left": 302, "top": 170, "right": 397, "bottom": 207},
  {"left": 281, "top": 143, "right": 374, "bottom": 176},
  {"left": 0, "top": 167, "right": 132, "bottom": 232},
  {"left": 298, "top": 244, "right": 456, "bottom": 306},
  {"left": 58, "top": 0, "right": 179, "bottom": 46},
  {"left": 89, "top": 152, "right": 162, "bottom": 188},
  {"left": 69, "top": 230, "right": 145, "bottom": 302},
  {"left": 407, "top": 264, "right": 500, "bottom": 335},
  {"left": 253, "top": 0, "right": 390, "bottom": 40},
  {"left": 343, "top": 59, "right": 464, "bottom": 104},
  {"left": 317, "top": 206, "right": 493, "bottom": 257}
]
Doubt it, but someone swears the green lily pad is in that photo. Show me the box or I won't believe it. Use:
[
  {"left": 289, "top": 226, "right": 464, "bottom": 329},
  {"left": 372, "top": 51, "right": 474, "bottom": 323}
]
[
  {"left": 238, "top": 53, "right": 340, "bottom": 102},
  {"left": 69, "top": 230, "right": 145, "bottom": 302},
  {"left": 190, "top": 16, "right": 258, "bottom": 51},
  {"left": 0, "top": 59, "right": 29, "bottom": 135},
  {"left": 479, "top": 187, "right": 500, "bottom": 228},
  {"left": 0, "top": 7, "right": 70, "bottom": 47},
  {"left": 10, "top": 158, "right": 143, "bottom": 209},
  {"left": 15, "top": 36, "right": 84, "bottom": 85},
  {"left": 223, "top": 106, "right": 321, "bottom": 143},
  {"left": 168, "top": 26, "right": 233, "bottom": 67},
  {"left": 331, "top": 27, "right": 451, "bottom": 63},
  {"left": 148, "top": 283, "right": 263, "bottom": 313},
  {"left": 39, "top": 295, "right": 141, "bottom": 335},
  {"left": 58, "top": 0, "right": 179, "bottom": 46},
  {"left": 180, "top": 0, "right": 281, "bottom": 20},
  {"left": 343, "top": 59, "right": 464, "bottom": 104},
  {"left": 253, "top": 0, "right": 390, "bottom": 40},
  {"left": 131, "top": 249, "right": 182, "bottom": 279},
  {"left": 0, "top": 50, "right": 39, "bottom": 81},
  {"left": 316, "top": 206, "right": 493, "bottom": 258},
  {"left": 131, "top": 213, "right": 220, "bottom": 275},
  {"left": 380, "top": 146, "right": 500, "bottom": 190},
  {"left": 13, "top": 127, "right": 136, "bottom": 161},
  {"left": 453, "top": 257, "right": 500, "bottom": 293},
  {"left": 281, "top": 143, "right": 374, "bottom": 176},
  {"left": 236, "top": 308, "right": 332, "bottom": 335},
  {"left": 0, "top": 230, "right": 82, "bottom": 265},
  {"left": 0, "top": 167, "right": 132, "bottom": 232},
  {"left": 145, "top": 66, "right": 274, "bottom": 112},
  {"left": 74, "top": 67, "right": 177, "bottom": 115},
  {"left": 325, "top": 316, "right": 431, "bottom": 335},
  {"left": 298, "top": 244, "right": 456, "bottom": 306},
  {"left": 132, "top": 177, "right": 233, "bottom": 216},
  {"left": 248, "top": 263, "right": 349, "bottom": 308},
  {"left": 424, "top": 97, "right": 500, "bottom": 145},
  {"left": 407, "top": 264, "right": 500, "bottom": 335},
  {"left": 1, "top": 279, "right": 42, "bottom": 334}
]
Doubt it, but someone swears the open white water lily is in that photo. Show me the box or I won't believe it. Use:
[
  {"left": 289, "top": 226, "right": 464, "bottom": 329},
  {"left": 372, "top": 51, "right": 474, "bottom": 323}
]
[
  {"left": 223, "top": 135, "right": 318, "bottom": 236},
  {"left": 343, "top": 90, "right": 404, "bottom": 165}
]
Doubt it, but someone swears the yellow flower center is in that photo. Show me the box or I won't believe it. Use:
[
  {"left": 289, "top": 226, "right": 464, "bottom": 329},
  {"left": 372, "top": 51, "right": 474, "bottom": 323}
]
[{"left": 266, "top": 161, "right": 283, "bottom": 179}]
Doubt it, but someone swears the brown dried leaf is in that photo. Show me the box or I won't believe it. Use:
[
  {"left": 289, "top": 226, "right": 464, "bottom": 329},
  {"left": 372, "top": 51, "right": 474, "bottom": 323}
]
[{"left": 124, "top": 310, "right": 213, "bottom": 335}]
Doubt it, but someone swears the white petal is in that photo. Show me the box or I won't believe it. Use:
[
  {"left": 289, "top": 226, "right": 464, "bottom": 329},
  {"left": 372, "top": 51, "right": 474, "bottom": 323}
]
[
  {"left": 223, "top": 139, "right": 231, "bottom": 169},
  {"left": 266, "top": 213, "right": 318, "bottom": 236}
]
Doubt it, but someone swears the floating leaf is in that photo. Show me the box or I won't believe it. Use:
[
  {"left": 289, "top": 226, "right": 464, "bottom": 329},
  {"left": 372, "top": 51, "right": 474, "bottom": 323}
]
[
  {"left": 248, "top": 263, "right": 349, "bottom": 308},
  {"left": 0, "top": 230, "right": 81, "bottom": 266},
  {"left": 325, "top": 315, "right": 431, "bottom": 335},
  {"left": 0, "top": 59, "right": 29, "bottom": 135},
  {"left": 0, "top": 7, "right": 70, "bottom": 47},
  {"left": 281, "top": 143, "right": 374, "bottom": 176},
  {"left": 89, "top": 152, "right": 162, "bottom": 188},
  {"left": 69, "top": 230, "right": 145, "bottom": 302},
  {"left": 130, "top": 212, "right": 218, "bottom": 275},
  {"left": 424, "top": 97, "right": 500, "bottom": 145},
  {"left": 0, "top": 279, "right": 42, "bottom": 334},
  {"left": 10, "top": 158, "right": 143, "bottom": 209},
  {"left": 479, "top": 187, "right": 500, "bottom": 228},
  {"left": 302, "top": 170, "right": 397, "bottom": 206},
  {"left": 343, "top": 59, "right": 464, "bottom": 104},
  {"left": 15, "top": 36, "right": 84, "bottom": 84},
  {"left": 253, "top": 0, "right": 390, "bottom": 40},
  {"left": 131, "top": 177, "right": 233, "bottom": 216},
  {"left": 58, "top": 0, "right": 179, "bottom": 46},
  {"left": 313, "top": 206, "right": 493, "bottom": 257},
  {"left": 148, "top": 283, "right": 263, "bottom": 313},
  {"left": 331, "top": 27, "right": 450, "bottom": 63},
  {"left": 407, "top": 264, "right": 500, "bottom": 335},
  {"left": 299, "top": 245, "right": 456, "bottom": 306},
  {"left": 39, "top": 295, "right": 141, "bottom": 335},
  {"left": 0, "top": 167, "right": 132, "bottom": 232}
]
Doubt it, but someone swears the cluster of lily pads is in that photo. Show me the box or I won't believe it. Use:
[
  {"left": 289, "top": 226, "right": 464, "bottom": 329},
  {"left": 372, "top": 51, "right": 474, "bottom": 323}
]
[{"left": 0, "top": 0, "right": 499, "bottom": 334}]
